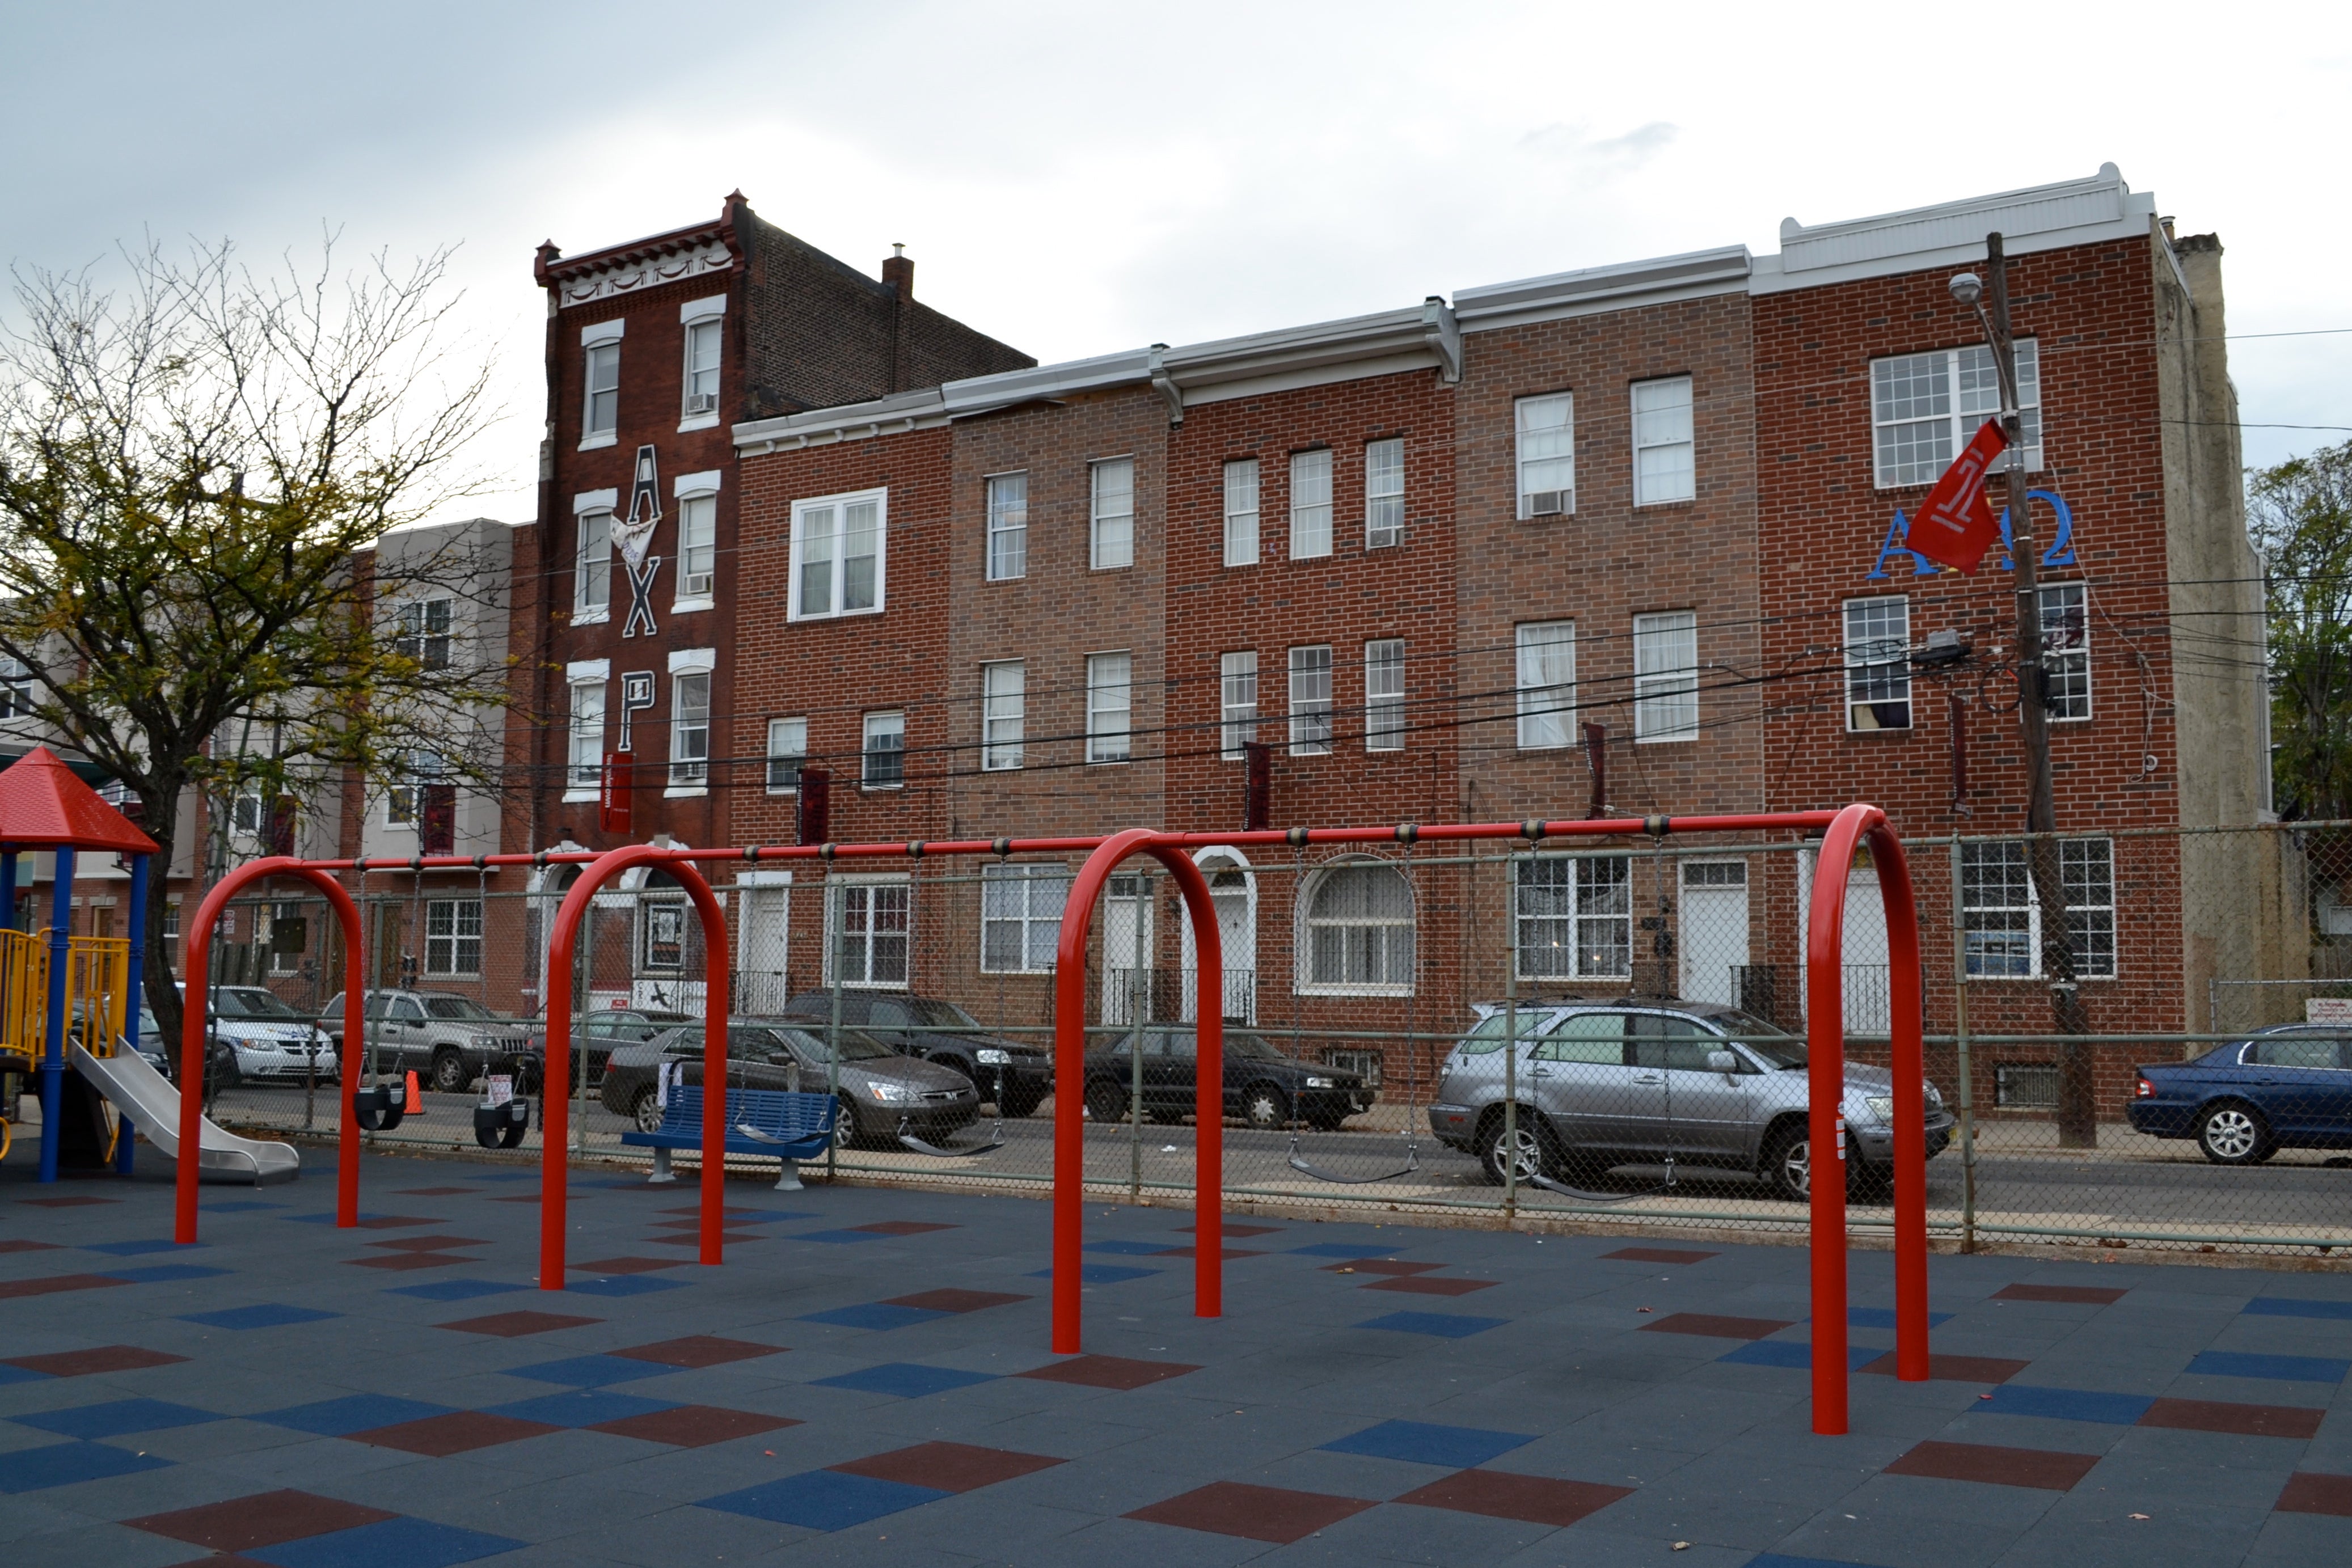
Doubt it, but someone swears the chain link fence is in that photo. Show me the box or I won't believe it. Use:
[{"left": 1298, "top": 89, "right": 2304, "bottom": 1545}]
[{"left": 161, "top": 820, "right": 2352, "bottom": 1260}]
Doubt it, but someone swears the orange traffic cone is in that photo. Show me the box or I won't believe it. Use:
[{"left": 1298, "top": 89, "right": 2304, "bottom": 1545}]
[{"left": 405, "top": 1069, "right": 426, "bottom": 1116}]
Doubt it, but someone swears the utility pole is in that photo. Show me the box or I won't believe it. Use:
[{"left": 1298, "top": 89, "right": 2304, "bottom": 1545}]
[{"left": 1954, "top": 235, "right": 2091, "bottom": 1146}]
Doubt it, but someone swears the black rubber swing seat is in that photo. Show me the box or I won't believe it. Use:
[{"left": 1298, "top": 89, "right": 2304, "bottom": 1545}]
[
  {"left": 1285, "top": 1131, "right": 1422, "bottom": 1185},
  {"left": 896, "top": 1116, "right": 1007, "bottom": 1159}
]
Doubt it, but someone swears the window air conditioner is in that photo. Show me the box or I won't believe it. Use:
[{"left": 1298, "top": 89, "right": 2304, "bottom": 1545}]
[
  {"left": 685, "top": 393, "right": 717, "bottom": 415},
  {"left": 1526, "top": 490, "right": 1569, "bottom": 517}
]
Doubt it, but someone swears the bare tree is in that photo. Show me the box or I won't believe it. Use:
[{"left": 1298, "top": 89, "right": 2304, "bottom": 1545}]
[{"left": 0, "top": 233, "right": 510, "bottom": 1051}]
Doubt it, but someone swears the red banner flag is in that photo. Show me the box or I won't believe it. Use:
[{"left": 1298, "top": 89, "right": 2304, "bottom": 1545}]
[{"left": 1903, "top": 420, "right": 2009, "bottom": 574}]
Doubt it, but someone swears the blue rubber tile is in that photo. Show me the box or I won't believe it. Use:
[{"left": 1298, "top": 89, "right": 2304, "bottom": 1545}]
[
  {"left": 286, "top": 1212, "right": 401, "bottom": 1224},
  {"left": 259, "top": 1395, "right": 457, "bottom": 1436},
  {"left": 0, "top": 1440, "right": 172, "bottom": 1493},
  {"left": 1356, "top": 1311, "right": 1508, "bottom": 1339},
  {"left": 812, "top": 1362, "right": 1001, "bottom": 1399},
  {"left": 793, "top": 1229, "right": 894, "bottom": 1244},
  {"left": 462, "top": 1170, "right": 538, "bottom": 1182},
  {"left": 1847, "top": 1308, "right": 1956, "bottom": 1330},
  {"left": 202, "top": 1200, "right": 288, "bottom": 1212},
  {"left": 1749, "top": 1556, "right": 1901, "bottom": 1568},
  {"left": 699, "top": 1468, "right": 949, "bottom": 1529},
  {"left": 179, "top": 1304, "right": 338, "bottom": 1330},
  {"left": 799, "top": 1303, "right": 954, "bottom": 1331},
  {"left": 503, "top": 1354, "right": 666, "bottom": 1387},
  {"left": 250, "top": 1516, "right": 526, "bottom": 1567},
  {"left": 1082, "top": 1239, "right": 1177, "bottom": 1256},
  {"left": 1028, "top": 1264, "right": 1161, "bottom": 1284},
  {"left": 1291, "top": 1242, "right": 1402, "bottom": 1258},
  {"left": 1716, "top": 1341, "right": 1881, "bottom": 1371},
  {"left": 1320, "top": 1418, "right": 1536, "bottom": 1469},
  {"left": 0, "top": 1363, "right": 49, "bottom": 1385},
  {"left": 487, "top": 1390, "right": 679, "bottom": 1427},
  {"left": 1971, "top": 1385, "right": 2156, "bottom": 1425},
  {"left": 105, "top": 1264, "right": 231, "bottom": 1283},
  {"left": 569, "top": 1275, "right": 688, "bottom": 1297},
  {"left": 2244, "top": 1297, "right": 2352, "bottom": 1322},
  {"left": 17, "top": 1398, "right": 219, "bottom": 1439},
  {"left": 82, "top": 1238, "right": 197, "bottom": 1256},
  {"left": 385, "top": 1278, "right": 527, "bottom": 1301},
  {"left": 2186, "top": 1351, "right": 2352, "bottom": 1383}
]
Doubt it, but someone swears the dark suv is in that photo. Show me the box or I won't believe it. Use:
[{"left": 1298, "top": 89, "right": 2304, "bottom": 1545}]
[
  {"left": 1081, "top": 1025, "right": 1373, "bottom": 1130},
  {"left": 778, "top": 992, "right": 1050, "bottom": 1117}
]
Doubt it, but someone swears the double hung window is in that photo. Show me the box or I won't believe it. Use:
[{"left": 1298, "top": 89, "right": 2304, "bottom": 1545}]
[
  {"left": 425, "top": 899, "right": 483, "bottom": 977},
  {"left": 1961, "top": 838, "right": 2115, "bottom": 979},
  {"left": 2039, "top": 582, "right": 2091, "bottom": 720},
  {"left": 387, "top": 750, "right": 442, "bottom": 826},
  {"left": 1219, "top": 652, "right": 1257, "bottom": 760},
  {"left": 1632, "top": 612, "right": 1699, "bottom": 742},
  {"left": 567, "top": 678, "right": 605, "bottom": 790},
  {"left": 826, "top": 877, "right": 910, "bottom": 988},
  {"left": 1223, "top": 458, "right": 1260, "bottom": 567},
  {"left": 1091, "top": 458, "right": 1134, "bottom": 570},
  {"left": 1514, "top": 621, "right": 1576, "bottom": 749},
  {"left": 1365, "top": 438, "right": 1404, "bottom": 548},
  {"left": 1363, "top": 640, "right": 1405, "bottom": 752},
  {"left": 1632, "top": 376, "right": 1695, "bottom": 505},
  {"left": 669, "top": 671, "right": 710, "bottom": 787},
  {"left": 1288, "top": 645, "right": 1332, "bottom": 756},
  {"left": 766, "top": 717, "right": 806, "bottom": 793},
  {"left": 582, "top": 339, "right": 620, "bottom": 443},
  {"left": 676, "top": 490, "right": 717, "bottom": 600},
  {"left": 1843, "top": 596, "right": 1912, "bottom": 731},
  {"left": 791, "top": 489, "right": 885, "bottom": 620},
  {"left": 862, "top": 712, "right": 904, "bottom": 789},
  {"left": 986, "top": 472, "right": 1028, "bottom": 581},
  {"left": 395, "top": 598, "right": 452, "bottom": 670},
  {"left": 1515, "top": 393, "right": 1575, "bottom": 517},
  {"left": 1515, "top": 856, "right": 1631, "bottom": 979},
  {"left": 682, "top": 318, "right": 721, "bottom": 416},
  {"left": 981, "top": 864, "right": 1070, "bottom": 973},
  {"left": 982, "top": 660, "right": 1025, "bottom": 770},
  {"left": 1872, "top": 340, "right": 2042, "bottom": 487},
  {"left": 1086, "top": 653, "right": 1131, "bottom": 763},
  {"left": 575, "top": 510, "right": 613, "bottom": 617},
  {"left": 1289, "top": 449, "right": 1332, "bottom": 559}
]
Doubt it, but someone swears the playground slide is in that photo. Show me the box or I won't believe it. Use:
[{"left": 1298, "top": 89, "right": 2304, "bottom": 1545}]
[{"left": 68, "top": 1043, "right": 301, "bottom": 1185}]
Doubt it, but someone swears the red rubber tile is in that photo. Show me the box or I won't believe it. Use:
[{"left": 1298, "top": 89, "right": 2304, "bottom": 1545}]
[
  {"left": 1860, "top": 1352, "right": 2030, "bottom": 1384},
  {"left": 0, "top": 1273, "right": 133, "bottom": 1299},
  {"left": 611, "top": 1335, "right": 786, "bottom": 1368},
  {"left": 1126, "top": 1481, "right": 1375, "bottom": 1544},
  {"left": 2276, "top": 1472, "right": 2352, "bottom": 1517},
  {"left": 850, "top": 1222, "right": 957, "bottom": 1236},
  {"left": 436, "top": 1311, "right": 602, "bottom": 1338},
  {"left": 348, "top": 1215, "right": 444, "bottom": 1230},
  {"left": 589, "top": 1405, "right": 801, "bottom": 1447},
  {"left": 1014, "top": 1355, "right": 1200, "bottom": 1391},
  {"left": 1992, "top": 1283, "right": 2127, "bottom": 1306},
  {"left": 1323, "top": 1258, "right": 1443, "bottom": 1277},
  {"left": 1395, "top": 1469, "right": 1633, "bottom": 1527},
  {"left": 20, "top": 1196, "right": 118, "bottom": 1208},
  {"left": 568, "top": 1256, "right": 684, "bottom": 1274},
  {"left": 1176, "top": 1223, "right": 1283, "bottom": 1237},
  {"left": 1602, "top": 1247, "right": 1718, "bottom": 1265},
  {"left": 881, "top": 1288, "right": 1031, "bottom": 1314},
  {"left": 2139, "top": 1398, "right": 2324, "bottom": 1439},
  {"left": 366, "top": 1235, "right": 493, "bottom": 1252},
  {"left": 1154, "top": 1246, "right": 1265, "bottom": 1260},
  {"left": 345, "top": 1252, "right": 475, "bottom": 1271},
  {"left": 1640, "top": 1313, "right": 1795, "bottom": 1341},
  {"left": 124, "top": 1489, "right": 395, "bottom": 1550},
  {"left": 1884, "top": 1440, "right": 2099, "bottom": 1490},
  {"left": 0, "top": 1239, "right": 61, "bottom": 1253},
  {"left": 349, "top": 1411, "right": 562, "bottom": 1456},
  {"left": 5, "top": 1345, "right": 187, "bottom": 1377},
  {"left": 392, "top": 1186, "right": 478, "bottom": 1197},
  {"left": 831, "top": 1440, "right": 1065, "bottom": 1492},
  {"left": 1364, "top": 1276, "right": 1498, "bottom": 1297}
]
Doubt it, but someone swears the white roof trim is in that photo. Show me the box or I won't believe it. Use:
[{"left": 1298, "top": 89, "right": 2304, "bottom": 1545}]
[{"left": 1454, "top": 246, "right": 1753, "bottom": 332}]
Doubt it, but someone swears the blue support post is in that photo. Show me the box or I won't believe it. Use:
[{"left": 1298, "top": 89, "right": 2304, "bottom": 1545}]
[
  {"left": 116, "top": 853, "right": 147, "bottom": 1174},
  {"left": 37, "top": 846, "right": 74, "bottom": 1182},
  {"left": 0, "top": 847, "right": 17, "bottom": 929}
]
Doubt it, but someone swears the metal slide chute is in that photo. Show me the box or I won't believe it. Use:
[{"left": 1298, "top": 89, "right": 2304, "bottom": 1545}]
[{"left": 69, "top": 1042, "right": 299, "bottom": 1184}]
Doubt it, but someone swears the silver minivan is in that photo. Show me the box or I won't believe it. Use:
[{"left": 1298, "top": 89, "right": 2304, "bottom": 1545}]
[{"left": 1426, "top": 999, "right": 1952, "bottom": 1199}]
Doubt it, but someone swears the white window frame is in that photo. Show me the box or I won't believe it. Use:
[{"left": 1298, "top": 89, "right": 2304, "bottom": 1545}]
[
  {"left": 385, "top": 749, "right": 442, "bottom": 828},
  {"left": 981, "top": 660, "right": 1025, "bottom": 771},
  {"left": 1086, "top": 652, "right": 1131, "bottom": 764},
  {"left": 0, "top": 654, "right": 33, "bottom": 720},
  {"left": 1090, "top": 457, "right": 1134, "bottom": 571},
  {"left": 1515, "top": 621, "right": 1577, "bottom": 750},
  {"left": 862, "top": 711, "right": 905, "bottom": 790},
  {"left": 1223, "top": 458, "right": 1260, "bottom": 568},
  {"left": 1960, "top": 837, "right": 2115, "bottom": 980},
  {"left": 1631, "top": 375, "right": 1695, "bottom": 507},
  {"left": 824, "top": 874, "right": 911, "bottom": 990},
  {"left": 667, "top": 666, "right": 711, "bottom": 793},
  {"left": 986, "top": 471, "right": 1028, "bottom": 582},
  {"left": 1515, "top": 392, "right": 1574, "bottom": 518},
  {"left": 1289, "top": 448, "right": 1332, "bottom": 560},
  {"left": 1843, "top": 596, "right": 1913, "bottom": 733},
  {"left": 679, "top": 297, "right": 724, "bottom": 430},
  {"left": 394, "top": 597, "right": 453, "bottom": 671},
  {"left": 1297, "top": 857, "right": 1416, "bottom": 996},
  {"left": 673, "top": 470, "right": 721, "bottom": 607},
  {"left": 2039, "top": 581, "right": 2092, "bottom": 721},
  {"left": 1288, "top": 645, "right": 1332, "bottom": 756},
  {"left": 1220, "top": 650, "right": 1257, "bottom": 761},
  {"left": 1870, "top": 340, "right": 2043, "bottom": 488},
  {"left": 573, "top": 491, "right": 615, "bottom": 624},
  {"left": 580, "top": 320, "right": 622, "bottom": 450},
  {"left": 766, "top": 717, "right": 807, "bottom": 794},
  {"left": 1364, "top": 639, "right": 1405, "bottom": 753},
  {"left": 980, "top": 863, "right": 1071, "bottom": 974},
  {"left": 1632, "top": 611, "right": 1698, "bottom": 743},
  {"left": 788, "top": 487, "right": 887, "bottom": 622},
  {"left": 1514, "top": 853, "right": 1632, "bottom": 980},
  {"left": 564, "top": 660, "right": 608, "bottom": 801},
  {"left": 1365, "top": 438, "right": 1404, "bottom": 549},
  {"left": 424, "top": 898, "right": 483, "bottom": 978}
]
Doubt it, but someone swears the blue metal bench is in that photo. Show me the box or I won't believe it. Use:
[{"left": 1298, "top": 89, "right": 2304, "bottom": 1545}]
[{"left": 619, "top": 1085, "right": 837, "bottom": 1191}]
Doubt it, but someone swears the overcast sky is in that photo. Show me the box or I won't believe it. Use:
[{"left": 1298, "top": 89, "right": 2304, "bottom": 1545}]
[{"left": 6, "top": 1, "right": 2346, "bottom": 526}]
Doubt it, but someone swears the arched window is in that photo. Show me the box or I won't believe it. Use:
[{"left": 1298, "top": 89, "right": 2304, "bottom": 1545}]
[{"left": 1300, "top": 859, "right": 1414, "bottom": 994}]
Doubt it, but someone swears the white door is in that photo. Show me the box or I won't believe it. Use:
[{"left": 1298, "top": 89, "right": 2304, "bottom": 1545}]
[
  {"left": 737, "top": 881, "right": 791, "bottom": 1013},
  {"left": 1101, "top": 873, "right": 1154, "bottom": 1025},
  {"left": 1679, "top": 861, "right": 1749, "bottom": 1006},
  {"left": 1798, "top": 852, "right": 1890, "bottom": 1033}
]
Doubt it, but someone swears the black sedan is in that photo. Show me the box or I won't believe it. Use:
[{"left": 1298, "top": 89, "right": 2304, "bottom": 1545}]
[
  {"left": 1081, "top": 1025, "right": 1374, "bottom": 1131},
  {"left": 777, "top": 992, "right": 1050, "bottom": 1116},
  {"left": 598, "top": 1019, "right": 981, "bottom": 1148},
  {"left": 2128, "top": 1024, "right": 2352, "bottom": 1164}
]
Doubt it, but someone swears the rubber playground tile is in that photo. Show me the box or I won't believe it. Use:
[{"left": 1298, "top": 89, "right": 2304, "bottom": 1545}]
[
  {"left": 1715, "top": 1341, "right": 1881, "bottom": 1371},
  {"left": 1882, "top": 1439, "right": 2101, "bottom": 1490},
  {"left": 2275, "top": 1472, "right": 2352, "bottom": 1517},
  {"left": 2186, "top": 1351, "right": 2352, "bottom": 1383},
  {"left": 344, "top": 1252, "right": 475, "bottom": 1271},
  {"left": 799, "top": 1303, "right": 953, "bottom": 1332},
  {"left": 501, "top": 1354, "right": 666, "bottom": 1387},
  {"left": 1860, "top": 1351, "right": 2029, "bottom": 1384},
  {"left": 657, "top": 1205, "right": 814, "bottom": 1222},
  {"left": 1289, "top": 1242, "right": 1402, "bottom": 1258},
  {"left": 1392, "top": 1468, "right": 1635, "bottom": 1527},
  {"left": 850, "top": 1221, "right": 957, "bottom": 1236},
  {"left": 811, "top": 1362, "right": 1000, "bottom": 1399},
  {"left": 1152, "top": 1245, "right": 1267, "bottom": 1260},
  {"left": 699, "top": 1468, "right": 949, "bottom": 1530},
  {"left": 434, "top": 1310, "right": 601, "bottom": 1338},
  {"left": 257, "top": 1396, "right": 457, "bottom": 1438},
  {"left": 1176, "top": 1223, "right": 1283, "bottom": 1237},
  {"left": 0, "top": 1237, "right": 61, "bottom": 1252},
  {"left": 17, "top": 1397, "right": 222, "bottom": 1439},
  {"left": 830, "top": 1440, "right": 1065, "bottom": 1491},
  {"left": 105, "top": 1263, "right": 232, "bottom": 1283},
  {"left": 588, "top": 1404, "right": 801, "bottom": 1447},
  {"left": 344, "top": 1411, "right": 563, "bottom": 1457},
  {"left": 569, "top": 1275, "right": 687, "bottom": 1297},
  {"left": 1992, "top": 1283, "right": 2129, "bottom": 1307},
  {"left": 0, "top": 1271, "right": 132, "bottom": 1299},
  {"left": 1082, "top": 1239, "right": 1176, "bottom": 1256},
  {"left": 1027, "top": 1263, "right": 1160, "bottom": 1284},
  {"left": 391, "top": 1187, "right": 479, "bottom": 1197},
  {"left": 19, "top": 1194, "right": 119, "bottom": 1207},
  {"left": 81, "top": 1237, "right": 192, "bottom": 1256},
  {"left": 1641, "top": 1313, "right": 1796, "bottom": 1341},
  {"left": 1847, "top": 1307, "right": 1957, "bottom": 1329},
  {"left": 611, "top": 1335, "right": 786, "bottom": 1369},
  {"left": 1320, "top": 1419, "right": 1536, "bottom": 1470},
  {"left": 1602, "top": 1247, "right": 1719, "bottom": 1265},
  {"left": 565, "top": 1255, "right": 683, "bottom": 1274},
  {"left": 0, "top": 1439, "right": 172, "bottom": 1492},
  {"left": 1323, "top": 1258, "right": 1443, "bottom": 1277},
  {"left": 1970, "top": 1385, "right": 2156, "bottom": 1425},
  {"left": 882, "top": 1288, "right": 1031, "bottom": 1314},
  {"left": 179, "top": 1304, "right": 339, "bottom": 1330},
  {"left": 3, "top": 1345, "right": 187, "bottom": 1377},
  {"left": 1014, "top": 1354, "right": 1201, "bottom": 1391},
  {"left": 245, "top": 1515, "right": 524, "bottom": 1567},
  {"left": 1356, "top": 1311, "right": 1509, "bottom": 1339},
  {"left": 384, "top": 1279, "right": 525, "bottom": 1301},
  {"left": 282, "top": 1214, "right": 441, "bottom": 1229},
  {"left": 1364, "top": 1276, "right": 1497, "bottom": 1297},
  {"left": 639, "top": 1229, "right": 767, "bottom": 1246},
  {"left": 365, "top": 1235, "right": 493, "bottom": 1252},
  {"left": 485, "top": 1389, "right": 679, "bottom": 1428},
  {"left": 204, "top": 1201, "right": 289, "bottom": 1212},
  {"left": 124, "top": 1489, "right": 396, "bottom": 1550},
  {"left": 2138, "top": 1397, "right": 2324, "bottom": 1438},
  {"left": 1125, "top": 1480, "right": 1376, "bottom": 1544},
  {"left": 2244, "top": 1296, "right": 2352, "bottom": 1321},
  {"left": 1750, "top": 1557, "right": 1903, "bottom": 1568},
  {"left": 0, "top": 1362, "right": 45, "bottom": 1385}
]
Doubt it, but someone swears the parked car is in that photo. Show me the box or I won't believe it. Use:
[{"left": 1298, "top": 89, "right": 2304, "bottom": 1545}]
[
  {"left": 1425, "top": 998, "right": 1953, "bottom": 1200},
  {"left": 598, "top": 1018, "right": 981, "bottom": 1148},
  {"left": 178, "top": 984, "right": 339, "bottom": 1086},
  {"left": 2127, "top": 1024, "right": 2352, "bottom": 1163},
  {"left": 776, "top": 992, "right": 1050, "bottom": 1115},
  {"left": 117, "top": 1006, "right": 239, "bottom": 1087},
  {"left": 504, "top": 1007, "right": 696, "bottom": 1093},
  {"left": 1079, "top": 1025, "right": 1374, "bottom": 1131},
  {"left": 316, "top": 989, "right": 533, "bottom": 1093}
]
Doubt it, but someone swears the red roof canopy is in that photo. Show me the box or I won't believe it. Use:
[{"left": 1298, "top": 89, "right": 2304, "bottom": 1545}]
[{"left": 0, "top": 746, "right": 159, "bottom": 854}]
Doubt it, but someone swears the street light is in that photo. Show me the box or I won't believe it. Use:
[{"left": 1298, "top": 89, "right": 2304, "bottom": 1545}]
[{"left": 1947, "top": 271, "right": 1982, "bottom": 308}]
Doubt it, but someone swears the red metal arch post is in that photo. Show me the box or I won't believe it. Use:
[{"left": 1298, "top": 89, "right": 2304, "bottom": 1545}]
[
  {"left": 1803, "top": 804, "right": 1932, "bottom": 1434},
  {"left": 1051, "top": 830, "right": 1226, "bottom": 1354},
  {"left": 541, "top": 846, "right": 732, "bottom": 1288},
  {"left": 175, "top": 859, "right": 368, "bottom": 1244}
]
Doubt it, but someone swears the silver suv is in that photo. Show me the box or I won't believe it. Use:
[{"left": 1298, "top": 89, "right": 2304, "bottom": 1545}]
[
  {"left": 1426, "top": 999, "right": 1953, "bottom": 1199},
  {"left": 318, "top": 990, "right": 533, "bottom": 1094}
]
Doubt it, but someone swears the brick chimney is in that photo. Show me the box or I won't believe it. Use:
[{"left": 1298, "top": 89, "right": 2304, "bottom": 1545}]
[{"left": 881, "top": 242, "right": 913, "bottom": 302}]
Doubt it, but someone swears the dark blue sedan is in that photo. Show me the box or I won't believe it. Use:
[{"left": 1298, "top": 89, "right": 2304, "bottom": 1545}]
[{"left": 2128, "top": 1025, "right": 2352, "bottom": 1164}]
